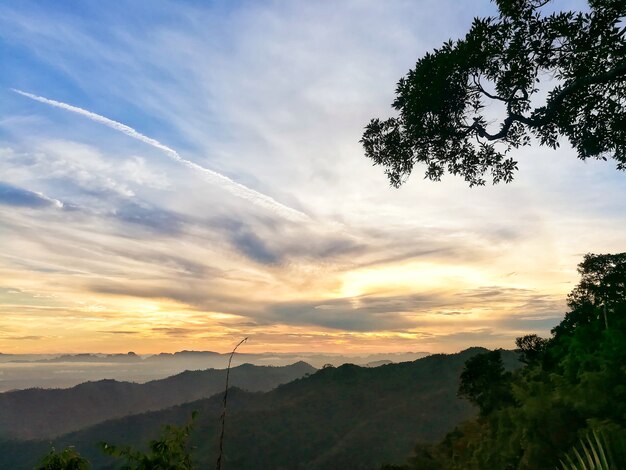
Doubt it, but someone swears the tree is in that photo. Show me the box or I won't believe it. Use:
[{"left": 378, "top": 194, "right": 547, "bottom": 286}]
[
  {"left": 458, "top": 350, "right": 513, "bottom": 416},
  {"left": 557, "top": 252, "right": 626, "bottom": 333},
  {"left": 515, "top": 334, "right": 548, "bottom": 364},
  {"left": 567, "top": 253, "right": 626, "bottom": 310},
  {"left": 35, "top": 447, "right": 90, "bottom": 470},
  {"left": 100, "top": 412, "right": 197, "bottom": 470},
  {"left": 361, "top": 0, "right": 626, "bottom": 187}
]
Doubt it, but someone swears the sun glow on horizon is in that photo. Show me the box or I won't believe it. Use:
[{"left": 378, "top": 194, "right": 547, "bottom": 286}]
[{"left": 336, "top": 261, "right": 489, "bottom": 299}]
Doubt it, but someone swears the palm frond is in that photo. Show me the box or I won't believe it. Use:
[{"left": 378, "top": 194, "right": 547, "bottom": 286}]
[{"left": 558, "top": 430, "right": 613, "bottom": 470}]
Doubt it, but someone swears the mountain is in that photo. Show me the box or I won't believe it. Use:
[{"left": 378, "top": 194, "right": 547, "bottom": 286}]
[
  {"left": 364, "top": 359, "right": 393, "bottom": 367},
  {"left": 1, "top": 350, "right": 429, "bottom": 368},
  {"left": 0, "top": 348, "right": 519, "bottom": 470},
  {"left": 0, "top": 351, "right": 429, "bottom": 391},
  {"left": 22, "top": 352, "right": 142, "bottom": 363},
  {"left": 0, "top": 361, "right": 314, "bottom": 440}
]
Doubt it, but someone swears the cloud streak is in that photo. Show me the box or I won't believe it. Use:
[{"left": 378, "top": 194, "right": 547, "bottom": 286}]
[{"left": 12, "top": 89, "right": 308, "bottom": 222}]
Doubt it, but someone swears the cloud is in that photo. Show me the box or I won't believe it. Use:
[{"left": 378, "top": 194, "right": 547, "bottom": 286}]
[
  {"left": 0, "top": 181, "right": 63, "bottom": 208},
  {"left": 87, "top": 281, "right": 229, "bottom": 307},
  {"left": 253, "top": 293, "right": 442, "bottom": 331},
  {"left": 426, "top": 329, "right": 511, "bottom": 344},
  {"left": 98, "top": 330, "right": 139, "bottom": 335},
  {"left": 95, "top": 248, "right": 211, "bottom": 278},
  {"left": 239, "top": 284, "right": 568, "bottom": 333},
  {"left": 457, "top": 286, "right": 565, "bottom": 313},
  {"left": 0, "top": 143, "right": 140, "bottom": 200},
  {"left": 1, "top": 0, "right": 625, "bottom": 355},
  {"left": 112, "top": 201, "right": 183, "bottom": 235},
  {"left": 207, "top": 214, "right": 366, "bottom": 265},
  {"left": 13, "top": 89, "right": 309, "bottom": 222},
  {"left": 496, "top": 315, "right": 563, "bottom": 333},
  {"left": 231, "top": 229, "right": 279, "bottom": 265},
  {"left": 1, "top": 335, "right": 47, "bottom": 340},
  {"left": 151, "top": 327, "right": 194, "bottom": 338}
]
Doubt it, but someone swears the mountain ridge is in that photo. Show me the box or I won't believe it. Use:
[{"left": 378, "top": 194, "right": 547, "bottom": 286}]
[{"left": 0, "top": 361, "right": 315, "bottom": 440}]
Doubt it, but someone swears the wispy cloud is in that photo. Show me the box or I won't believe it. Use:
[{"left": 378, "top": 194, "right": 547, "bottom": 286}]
[
  {"left": 12, "top": 89, "right": 309, "bottom": 222},
  {"left": 0, "top": 181, "right": 63, "bottom": 209}
]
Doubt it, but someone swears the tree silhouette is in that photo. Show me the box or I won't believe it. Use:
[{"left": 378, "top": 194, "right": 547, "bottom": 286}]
[
  {"left": 567, "top": 253, "right": 626, "bottom": 310},
  {"left": 515, "top": 334, "right": 548, "bottom": 364},
  {"left": 458, "top": 349, "right": 513, "bottom": 416},
  {"left": 556, "top": 252, "right": 626, "bottom": 333},
  {"left": 362, "top": 0, "right": 626, "bottom": 187}
]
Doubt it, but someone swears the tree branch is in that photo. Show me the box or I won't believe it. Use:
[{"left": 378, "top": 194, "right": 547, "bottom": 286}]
[
  {"left": 531, "top": 60, "right": 626, "bottom": 125},
  {"left": 469, "top": 61, "right": 626, "bottom": 141},
  {"left": 473, "top": 76, "right": 509, "bottom": 102}
]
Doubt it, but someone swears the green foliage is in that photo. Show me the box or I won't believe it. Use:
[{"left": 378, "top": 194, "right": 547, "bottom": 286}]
[
  {"left": 34, "top": 447, "right": 89, "bottom": 470},
  {"left": 100, "top": 411, "right": 197, "bottom": 470},
  {"left": 559, "top": 430, "right": 612, "bottom": 470},
  {"left": 562, "top": 253, "right": 626, "bottom": 332},
  {"left": 516, "top": 334, "right": 548, "bottom": 365},
  {"left": 458, "top": 350, "right": 513, "bottom": 416},
  {"left": 361, "top": 0, "right": 626, "bottom": 186},
  {"left": 558, "top": 426, "right": 626, "bottom": 469}
]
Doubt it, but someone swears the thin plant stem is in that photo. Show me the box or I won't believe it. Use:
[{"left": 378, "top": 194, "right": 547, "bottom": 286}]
[{"left": 216, "top": 337, "right": 248, "bottom": 470}]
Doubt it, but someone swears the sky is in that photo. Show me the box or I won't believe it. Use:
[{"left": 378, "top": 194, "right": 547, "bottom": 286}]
[{"left": 0, "top": 0, "right": 624, "bottom": 355}]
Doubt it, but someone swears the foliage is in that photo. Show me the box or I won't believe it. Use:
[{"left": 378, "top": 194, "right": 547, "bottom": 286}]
[
  {"left": 388, "top": 252, "right": 626, "bottom": 470},
  {"left": 361, "top": 0, "right": 626, "bottom": 186},
  {"left": 566, "top": 253, "right": 626, "bottom": 327},
  {"left": 558, "top": 426, "right": 626, "bottom": 469},
  {"left": 559, "top": 430, "right": 612, "bottom": 470},
  {"left": 34, "top": 447, "right": 89, "bottom": 470},
  {"left": 100, "top": 412, "right": 197, "bottom": 470},
  {"left": 515, "top": 334, "right": 548, "bottom": 364},
  {"left": 458, "top": 349, "right": 513, "bottom": 415}
]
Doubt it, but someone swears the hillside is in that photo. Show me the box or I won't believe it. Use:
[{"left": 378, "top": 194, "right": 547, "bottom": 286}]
[
  {"left": 0, "top": 361, "right": 314, "bottom": 440},
  {"left": 0, "top": 348, "right": 519, "bottom": 469}
]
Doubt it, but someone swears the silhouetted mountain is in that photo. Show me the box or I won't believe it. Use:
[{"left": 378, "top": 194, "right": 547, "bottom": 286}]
[
  {"left": 0, "top": 361, "right": 314, "bottom": 440},
  {"left": 0, "top": 349, "right": 519, "bottom": 470}
]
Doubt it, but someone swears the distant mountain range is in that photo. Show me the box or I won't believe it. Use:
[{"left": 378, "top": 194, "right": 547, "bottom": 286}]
[
  {"left": 0, "top": 348, "right": 520, "bottom": 470},
  {"left": 0, "top": 350, "right": 429, "bottom": 392},
  {"left": 0, "top": 362, "right": 315, "bottom": 439},
  {"left": 0, "top": 350, "right": 429, "bottom": 367}
]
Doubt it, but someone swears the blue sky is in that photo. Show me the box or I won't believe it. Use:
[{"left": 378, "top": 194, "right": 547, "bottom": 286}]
[{"left": 0, "top": 0, "right": 624, "bottom": 354}]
